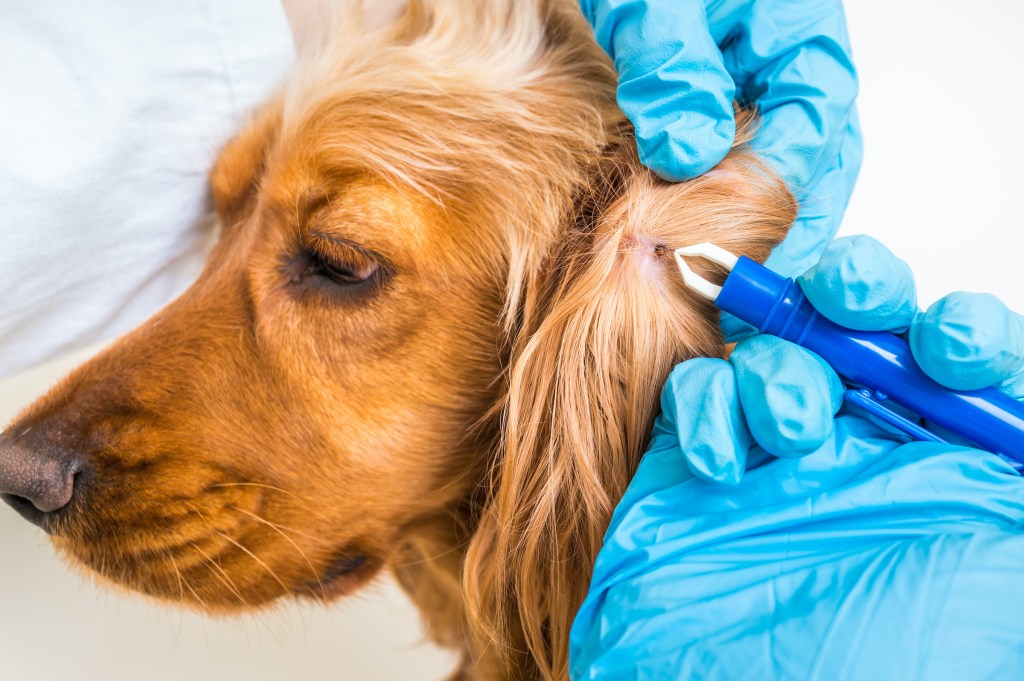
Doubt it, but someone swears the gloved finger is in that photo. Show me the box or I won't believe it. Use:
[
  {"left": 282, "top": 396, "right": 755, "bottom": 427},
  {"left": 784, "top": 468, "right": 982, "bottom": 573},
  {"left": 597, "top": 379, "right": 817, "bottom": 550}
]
[
  {"left": 797, "top": 234, "right": 918, "bottom": 332},
  {"left": 763, "top": 112, "right": 863, "bottom": 279},
  {"left": 664, "top": 358, "right": 751, "bottom": 485},
  {"left": 711, "top": 0, "right": 859, "bottom": 195},
  {"left": 730, "top": 335, "right": 844, "bottom": 458},
  {"left": 910, "top": 292, "right": 1024, "bottom": 395},
  {"left": 705, "top": 0, "right": 861, "bottom": 278},
  {"left": 581, "top": 0, "right": 736, "bottom": 181}
]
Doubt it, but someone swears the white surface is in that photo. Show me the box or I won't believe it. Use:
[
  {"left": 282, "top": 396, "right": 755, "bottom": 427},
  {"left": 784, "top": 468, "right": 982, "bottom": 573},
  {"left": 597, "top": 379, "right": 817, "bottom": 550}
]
[
  {"left": 840, "top": 0, "right": 1024, "bottom": 313},
  {"left": 1, "top": 1, "right": 1023, "bottom": 680},
  {"left": 0, "top": 345, "right": 460, "bottom": 681},
  {"left": 0, "top": 0, "right": 293, "bottom": 378}
]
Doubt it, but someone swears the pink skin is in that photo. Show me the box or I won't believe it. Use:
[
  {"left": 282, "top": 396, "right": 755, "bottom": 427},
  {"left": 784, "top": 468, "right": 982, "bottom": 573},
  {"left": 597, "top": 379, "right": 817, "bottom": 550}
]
[{"left": 622, "top": 233, "right": 668, "bottom": 281}]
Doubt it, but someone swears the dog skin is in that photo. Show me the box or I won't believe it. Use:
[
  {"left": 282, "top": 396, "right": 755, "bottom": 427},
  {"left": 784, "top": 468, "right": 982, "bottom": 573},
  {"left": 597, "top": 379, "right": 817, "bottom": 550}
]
[{"left": 0, "top": 2, "right": 795, "bottom": 679}]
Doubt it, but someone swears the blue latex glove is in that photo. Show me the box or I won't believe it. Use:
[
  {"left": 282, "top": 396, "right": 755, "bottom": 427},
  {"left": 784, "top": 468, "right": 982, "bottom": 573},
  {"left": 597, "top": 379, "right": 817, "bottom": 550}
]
[
  {"left": 580, "top": 0, "right": 862, "bottom": 279},
  {"left": 570, "top": 419, "right": 1024, "bottom": 680},
  {"left": 569, "top": 240, "right": 1024, "bottom": 680},
  {"left": 675, "top": 234, "right": 1024, "bottom": 484}
]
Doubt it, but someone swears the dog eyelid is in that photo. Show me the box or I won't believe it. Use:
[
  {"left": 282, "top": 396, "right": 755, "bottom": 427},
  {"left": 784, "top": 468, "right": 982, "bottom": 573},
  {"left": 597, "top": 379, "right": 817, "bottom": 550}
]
[
  {"left": 307, "top": 231, "right": 386, "bottom": 266},
  {"left": 319, "top": 255, "right": 379, "bottom": 284},
  {"left": 303, "top": 231, "right": 393, "bottom": 291}
]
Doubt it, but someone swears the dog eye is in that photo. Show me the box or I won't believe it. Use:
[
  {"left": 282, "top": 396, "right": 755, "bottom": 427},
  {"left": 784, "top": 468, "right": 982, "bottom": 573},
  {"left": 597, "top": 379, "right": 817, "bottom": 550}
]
[
  {"left": 316, "top": 253, "right": 379, "bottom": 285},
  {"left": 305, "top": 233, "right": 384, "bottom": 288}
]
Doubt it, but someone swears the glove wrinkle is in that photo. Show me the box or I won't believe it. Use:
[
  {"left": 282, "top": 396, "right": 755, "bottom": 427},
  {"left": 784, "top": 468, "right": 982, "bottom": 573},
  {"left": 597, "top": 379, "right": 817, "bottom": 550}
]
[
  {"left": 911, "top": 292, "right": 1024, "bottom": 391},
  {"left": 571, "top": 417, "right": 1024, "bottom": 680},
  {"left": 732, "top": 335, "right": 841, "bottom": 458},
  {"left": 798, "top": 235, "right": 918, "bottom": 331},
  {"left": 587, "top": 0, "right": 737, "bottom": 181},
  {"left": 668, "top": 359, "right": 751, "bottom": 485}
]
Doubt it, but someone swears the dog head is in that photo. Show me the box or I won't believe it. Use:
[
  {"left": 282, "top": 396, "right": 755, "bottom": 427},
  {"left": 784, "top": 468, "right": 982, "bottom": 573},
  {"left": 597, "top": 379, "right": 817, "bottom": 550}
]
[{"left": 0, "top": 1, "right": 795, "bottom": 678}]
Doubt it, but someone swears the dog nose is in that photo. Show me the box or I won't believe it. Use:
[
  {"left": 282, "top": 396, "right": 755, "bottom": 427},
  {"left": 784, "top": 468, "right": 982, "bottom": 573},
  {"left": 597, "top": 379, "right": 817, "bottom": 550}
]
[{"left": 0, "top": 433, "right": 85, "bottom": 529}]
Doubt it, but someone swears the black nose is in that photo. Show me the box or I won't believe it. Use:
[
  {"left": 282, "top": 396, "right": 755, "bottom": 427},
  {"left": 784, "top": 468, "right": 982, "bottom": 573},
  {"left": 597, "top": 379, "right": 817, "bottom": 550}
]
[{"left": 0, "top": 433, "right": 85, "bottom": 531}]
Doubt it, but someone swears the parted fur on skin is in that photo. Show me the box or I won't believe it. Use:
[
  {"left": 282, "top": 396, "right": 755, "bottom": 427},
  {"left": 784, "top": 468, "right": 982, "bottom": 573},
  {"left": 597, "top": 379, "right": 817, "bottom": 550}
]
[{"left": 5, "top": 1, "right": 795, "bottom": 679}]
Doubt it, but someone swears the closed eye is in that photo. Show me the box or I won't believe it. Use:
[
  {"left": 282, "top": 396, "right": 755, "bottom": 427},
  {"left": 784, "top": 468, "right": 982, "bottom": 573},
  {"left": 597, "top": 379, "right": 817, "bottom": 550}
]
[
  {"left": 309, "top": 232, "right": 384, "bottom": 284},
  {"left": 315, "top": 250, "right": 379, "bottom": 285},
  {"left": 286, "top": 232, "right": 391, "bottom": 299}
]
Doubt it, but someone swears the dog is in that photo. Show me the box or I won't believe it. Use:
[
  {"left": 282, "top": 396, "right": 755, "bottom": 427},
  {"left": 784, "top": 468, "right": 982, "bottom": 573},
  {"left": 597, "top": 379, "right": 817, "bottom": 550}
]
[{"left": 0, "top": 1, "right": 794, "bottom": 679}]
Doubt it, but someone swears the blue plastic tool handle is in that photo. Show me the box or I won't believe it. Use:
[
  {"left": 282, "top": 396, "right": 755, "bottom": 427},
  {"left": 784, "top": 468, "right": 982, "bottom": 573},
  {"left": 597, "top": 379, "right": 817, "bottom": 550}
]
[
  {"left": 716, "top": 256, "right": 1024, "bottom": 464},
  {"left": 843, "top": 388, "right": 948, "bottom": 444}
]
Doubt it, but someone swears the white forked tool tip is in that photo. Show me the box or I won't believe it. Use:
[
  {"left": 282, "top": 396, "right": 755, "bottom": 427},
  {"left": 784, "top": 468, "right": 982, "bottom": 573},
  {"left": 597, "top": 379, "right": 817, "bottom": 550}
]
[{"left": 673, "top": 243, "right": 739, "bottom": 301}]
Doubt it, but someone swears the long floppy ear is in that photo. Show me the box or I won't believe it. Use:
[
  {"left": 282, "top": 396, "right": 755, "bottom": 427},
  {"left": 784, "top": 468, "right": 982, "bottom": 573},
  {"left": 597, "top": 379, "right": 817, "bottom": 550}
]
[
  {"left": 209, "top": 98, "right": 283, "bottom": 227},
  {"left": 463, "top": 109, "right": 798, "bottom": 680}
]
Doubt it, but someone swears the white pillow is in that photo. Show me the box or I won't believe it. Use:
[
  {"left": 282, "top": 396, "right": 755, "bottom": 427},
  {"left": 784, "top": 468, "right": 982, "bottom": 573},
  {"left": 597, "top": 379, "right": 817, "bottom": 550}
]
[{"left": 0, "top": 1, "right": 293, "bottom": 378}]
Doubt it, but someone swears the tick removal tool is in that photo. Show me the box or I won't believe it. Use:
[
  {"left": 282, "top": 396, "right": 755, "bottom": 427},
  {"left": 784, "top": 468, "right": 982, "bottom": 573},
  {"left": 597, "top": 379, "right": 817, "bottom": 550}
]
[{"left": 674, "top": 243, "right": 1024, "bottom": 467}]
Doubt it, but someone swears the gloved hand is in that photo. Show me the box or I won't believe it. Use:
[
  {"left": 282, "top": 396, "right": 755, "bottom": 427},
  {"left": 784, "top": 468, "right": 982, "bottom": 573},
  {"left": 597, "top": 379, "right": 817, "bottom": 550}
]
[
  {"left": 568, "top": 245, "right": 1024, "bottom": 680},
  {"left": 579, "top": 0, "right": 862, "bottom": 279},
  {"left": 570, "top": 420, "right": 1024, "bottom": 680},
  {"left": 674, "top": 234, "right": 1024, "bottom": 484}
]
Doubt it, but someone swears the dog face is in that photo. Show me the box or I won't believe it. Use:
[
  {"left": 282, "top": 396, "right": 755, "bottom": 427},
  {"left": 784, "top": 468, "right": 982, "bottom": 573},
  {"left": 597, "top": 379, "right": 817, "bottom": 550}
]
[
  {"left": 7, "top": 102, "right": 515, "bottom": 609},
  {"left": 1, "top": 1, "right": 623, "bottom": 611}
]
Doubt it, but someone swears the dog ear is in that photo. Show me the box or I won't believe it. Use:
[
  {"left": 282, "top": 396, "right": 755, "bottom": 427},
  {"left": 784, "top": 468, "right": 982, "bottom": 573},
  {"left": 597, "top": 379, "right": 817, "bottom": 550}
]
[
  {"left": 463, "top": 122, "right": 797, "bottom": 679},
  {"left": 209, "top": 98, "right": 283, "bottom": 228}
]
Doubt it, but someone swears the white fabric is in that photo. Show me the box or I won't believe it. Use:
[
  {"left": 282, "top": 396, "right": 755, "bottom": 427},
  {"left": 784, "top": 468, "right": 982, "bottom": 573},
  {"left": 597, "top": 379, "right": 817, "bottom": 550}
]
[{"left": 0, "top": 1, "right": 294, "bottom": 378}]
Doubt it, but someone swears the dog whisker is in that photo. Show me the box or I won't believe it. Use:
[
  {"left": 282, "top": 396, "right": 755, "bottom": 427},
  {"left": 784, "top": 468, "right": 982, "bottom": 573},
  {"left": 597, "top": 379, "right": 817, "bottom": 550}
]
[
  {"left": 168, "top": 552, "right": 186, "bottom": 608},
  {"left": 235, "top": 508, "right": 327, "bottom": 600},
  {"left": 176, "top": 564, "right": 208, "bottom": 609},
  {"left": 183, "top": 507, "right": 289, "bottom": 642},
  {"left": 234, "top": 507, "right": 323, "bottom": 542},
  {"left": 214, "top": 529, "right": 291, "bottom": 597},
  {"left": 185, "top": 502, "right": 250, "bottom": 606},
  {"left": 206, "top": 482, "right": 334, "bottom": 523},
  {"left": 193, "top": 542, "right": 248, "bottom": 606},
  {"left": 165, "top": 551, "right": 189, "bottom": 643}
]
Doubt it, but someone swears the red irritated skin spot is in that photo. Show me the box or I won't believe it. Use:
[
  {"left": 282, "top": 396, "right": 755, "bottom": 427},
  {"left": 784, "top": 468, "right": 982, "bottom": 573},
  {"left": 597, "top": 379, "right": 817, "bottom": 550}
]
[{"left": 621, "top": 233, "right": 666, "bottom": 281}]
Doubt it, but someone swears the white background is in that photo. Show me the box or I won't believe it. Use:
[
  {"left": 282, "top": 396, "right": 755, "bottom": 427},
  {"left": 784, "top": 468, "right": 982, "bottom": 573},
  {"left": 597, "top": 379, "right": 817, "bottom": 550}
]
[
  {"left": 1, "top": 1, "right": 1022, "bottom": 680},
  {"left": 839, "top": 1, "right": 1024, "bottom": 310}
]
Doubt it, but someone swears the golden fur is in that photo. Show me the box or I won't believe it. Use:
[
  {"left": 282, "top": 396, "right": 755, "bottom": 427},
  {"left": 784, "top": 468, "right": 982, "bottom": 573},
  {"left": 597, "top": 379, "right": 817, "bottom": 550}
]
[{"left": 6, "top": 2, "right": 795, "bottom": 679}]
